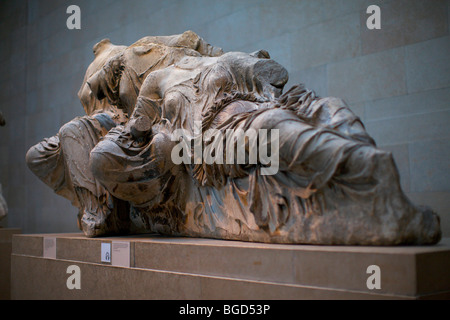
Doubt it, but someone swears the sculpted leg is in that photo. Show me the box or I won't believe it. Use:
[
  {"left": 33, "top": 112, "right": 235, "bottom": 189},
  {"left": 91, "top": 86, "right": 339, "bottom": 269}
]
[
  {"left": 89, "top": 129, "right": 181, "bottom": 208},
  {"left": 26, "top": 115, "right": 134, "bottom": 236},
  {"left": 244, "top": 107, "right": 441, "bottom": 244},
  {"left": 26, "top": 134, "right": 79, "bottom": 207}
]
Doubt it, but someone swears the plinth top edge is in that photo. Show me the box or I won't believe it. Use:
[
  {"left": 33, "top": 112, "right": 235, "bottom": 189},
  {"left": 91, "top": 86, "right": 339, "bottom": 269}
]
[{"left": 11, "top": 232, "right": 450, "bottom": 255}]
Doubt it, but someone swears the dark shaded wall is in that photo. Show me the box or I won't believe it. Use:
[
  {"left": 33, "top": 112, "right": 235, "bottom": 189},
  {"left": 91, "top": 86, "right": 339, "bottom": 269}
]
[{"left": 0, "top": 0, "right": 449, "bottom": 236}]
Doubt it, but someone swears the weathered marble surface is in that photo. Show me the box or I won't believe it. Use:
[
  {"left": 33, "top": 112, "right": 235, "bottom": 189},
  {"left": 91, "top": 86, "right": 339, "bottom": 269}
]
[
  {"left": 0, "top": 184, "right": 6, "bottom": 222},
  {"left": 26, "top": 31, "right": 441, "bottom": 245},
  {"left": 0, "top": 113, "right": 7, "bottom": 222}
]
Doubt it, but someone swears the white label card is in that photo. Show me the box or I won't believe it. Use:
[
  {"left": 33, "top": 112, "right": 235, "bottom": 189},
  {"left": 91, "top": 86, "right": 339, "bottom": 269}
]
[
  {"left": 43, "top": 237, "right": 56, "bottom": 259},
  {"left": 101, "top": 242, "right": 111, "bottom": 263},
  {"left": 112, "top": 241, "right": 130, "bottom": 268}
]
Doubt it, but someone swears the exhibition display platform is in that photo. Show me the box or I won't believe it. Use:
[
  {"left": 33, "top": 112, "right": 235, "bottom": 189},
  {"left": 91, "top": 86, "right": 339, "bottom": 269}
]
[
  {"left": 0, "top": 228, "right": 21, "bottom": 299},
  {"left": 10, "top": 233, "right": 450, "bottom": 300}
]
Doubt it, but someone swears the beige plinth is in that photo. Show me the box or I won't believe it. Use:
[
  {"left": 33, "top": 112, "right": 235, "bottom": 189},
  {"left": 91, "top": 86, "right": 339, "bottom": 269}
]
[
  {"left": 10, "top": 233, "right": 450, "bottom": 300},
  {"left": 0, "top": 228, "right": 21, "bottom": 300}
]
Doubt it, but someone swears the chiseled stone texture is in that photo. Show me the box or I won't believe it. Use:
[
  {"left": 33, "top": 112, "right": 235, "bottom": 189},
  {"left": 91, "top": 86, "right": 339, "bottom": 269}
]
[{"left": 0, "top": 0, "right": 449, "bottom": 238}]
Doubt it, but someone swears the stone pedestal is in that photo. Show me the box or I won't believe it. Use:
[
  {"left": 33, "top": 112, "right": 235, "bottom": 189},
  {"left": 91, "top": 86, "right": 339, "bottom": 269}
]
[
  {"left": 0, "top": 228, "right": 21, "bottom": 299},
  {"left": 10, "top": 233, "right": 450, "bottom": 300}
]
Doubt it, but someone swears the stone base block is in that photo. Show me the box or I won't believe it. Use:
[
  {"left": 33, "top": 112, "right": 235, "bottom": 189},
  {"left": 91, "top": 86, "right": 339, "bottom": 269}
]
[
  {"left": 0, "top": 228, "right": 21, "bottom": 300},
  {"left": 10, "top": 233, "right": 450, "bottom": 300}
]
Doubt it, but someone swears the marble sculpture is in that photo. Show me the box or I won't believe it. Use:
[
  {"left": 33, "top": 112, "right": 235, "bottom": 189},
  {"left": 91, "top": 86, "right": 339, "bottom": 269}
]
[
  {"left": 26, "top": 31, "right": 441, "bottom": 245},
  {"left": 0, "top": 112, "right": 7, "bottom": 221}
]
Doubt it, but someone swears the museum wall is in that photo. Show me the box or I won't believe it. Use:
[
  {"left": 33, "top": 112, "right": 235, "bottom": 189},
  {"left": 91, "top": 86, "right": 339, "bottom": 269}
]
[{"left": 0, "top": 0, "right": 449, "bottom": 237}]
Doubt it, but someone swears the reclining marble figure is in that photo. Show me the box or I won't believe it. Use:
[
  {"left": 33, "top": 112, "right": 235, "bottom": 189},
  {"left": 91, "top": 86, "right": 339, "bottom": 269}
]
[{"left": 26, "top": 31, "right": 441, "bottom": 245}]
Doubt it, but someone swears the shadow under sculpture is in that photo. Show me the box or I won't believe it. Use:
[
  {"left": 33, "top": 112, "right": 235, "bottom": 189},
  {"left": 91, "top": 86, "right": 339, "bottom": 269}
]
[{"left": 26, "top": 31, "right": 441, "bottom": 245}]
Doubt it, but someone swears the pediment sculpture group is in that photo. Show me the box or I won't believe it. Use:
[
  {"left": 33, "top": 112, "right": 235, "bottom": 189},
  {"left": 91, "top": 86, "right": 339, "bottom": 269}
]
[{"left": 25, "top": 31, "right": 441, "bottom": 245}]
